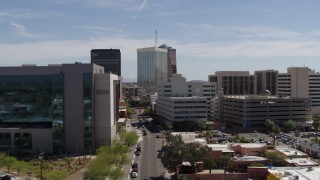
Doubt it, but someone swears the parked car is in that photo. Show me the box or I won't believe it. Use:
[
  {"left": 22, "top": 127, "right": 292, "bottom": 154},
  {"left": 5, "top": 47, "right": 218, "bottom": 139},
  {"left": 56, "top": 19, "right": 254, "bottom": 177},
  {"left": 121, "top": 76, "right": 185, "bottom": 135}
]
[
  {"left": 135, "top": 150, "right": 141, "bottom": 156},
  {"left": 131, "top": 171, "right": 138, "bottom": 178},
  {"left": 0, "top": 173, "right": 10, "bottom": 180},
  {"left": 136, "top": 146, "right": 141, "bottom": 152}
]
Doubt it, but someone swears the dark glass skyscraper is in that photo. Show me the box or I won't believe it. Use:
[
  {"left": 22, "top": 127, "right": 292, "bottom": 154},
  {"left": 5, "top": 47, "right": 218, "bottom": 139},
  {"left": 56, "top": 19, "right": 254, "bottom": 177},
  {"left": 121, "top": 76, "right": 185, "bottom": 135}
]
[{"left": 91, "top": 49, "right": 121, "bottom": 76}]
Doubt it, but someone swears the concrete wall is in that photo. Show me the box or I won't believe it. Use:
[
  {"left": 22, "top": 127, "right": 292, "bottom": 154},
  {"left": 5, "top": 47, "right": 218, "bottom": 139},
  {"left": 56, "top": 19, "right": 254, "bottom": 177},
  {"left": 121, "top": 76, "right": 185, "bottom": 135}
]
[
  {"left": 94, "top": 73, "right": 119, "bottom": 147},
  {"left": 0, "top": 128, "right": 52, "bottom": 152}
]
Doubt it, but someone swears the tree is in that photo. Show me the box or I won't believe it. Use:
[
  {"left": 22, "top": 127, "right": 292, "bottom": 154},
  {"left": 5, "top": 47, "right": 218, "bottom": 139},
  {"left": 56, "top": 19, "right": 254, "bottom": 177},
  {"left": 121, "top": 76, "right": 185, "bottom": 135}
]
[
  {"left": 265, "top": 119, "right": 281, "bottom": 145},
  {"left": 265, "top": 119, "right": 275, "bottom": 132},
  {"left": 1, "top": 156, "right": 18, "bottom": 173},
  {"left": 263, "top": 151, "right": 285, "bottom": 166},
  {"left": 313, "top": 115, "right": 320, "bottom": 142},
  {"left": 250, "top": 162, "right": 264, "bottom": 167},
  {"left": 126, "top": 107, "right": 133, "bottom": 118},
  {"left": 193, "top": 121, "right": 207, "bottom": 131},
  {"left": 284, "top": 120, "right": 296, "bottom": 132}
]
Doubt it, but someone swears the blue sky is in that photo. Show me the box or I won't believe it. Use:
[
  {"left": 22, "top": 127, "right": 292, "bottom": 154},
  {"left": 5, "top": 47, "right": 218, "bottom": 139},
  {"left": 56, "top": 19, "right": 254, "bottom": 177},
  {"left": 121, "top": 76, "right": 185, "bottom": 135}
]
[{"left": 1, "top": 0, "right": 320, "bottom": 81}]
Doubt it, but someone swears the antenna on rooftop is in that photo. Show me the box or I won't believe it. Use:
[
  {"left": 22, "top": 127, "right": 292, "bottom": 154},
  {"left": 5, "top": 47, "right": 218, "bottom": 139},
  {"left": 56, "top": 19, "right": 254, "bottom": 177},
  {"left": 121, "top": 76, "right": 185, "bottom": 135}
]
[{"left": 155, "top": 29, "right": 157, "bottom": 48}]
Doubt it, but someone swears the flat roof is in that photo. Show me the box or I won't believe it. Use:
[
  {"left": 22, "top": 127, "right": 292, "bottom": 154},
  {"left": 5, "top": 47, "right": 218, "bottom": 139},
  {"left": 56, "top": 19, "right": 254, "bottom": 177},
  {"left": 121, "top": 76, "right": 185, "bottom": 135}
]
[
  {"left": 269, "top": 166, "right": 320, "bottom": 180},
  {"left": 276, "top": 147, "right": 307, "bottom": 157},
  {"left": 118, "top": 118, "right": 126, "bottom": 123},
  {"left": 286, "top": 158, "right": 318, "bottom": 166},
  {"left": 231, "top": 143, "right": 266, "bottom": 148},
  {"left": 235, "top": 156, "right": 267, "bottom": 161},
  {"left": 207, "top": 144, "right": 234, "bottom": 153}
]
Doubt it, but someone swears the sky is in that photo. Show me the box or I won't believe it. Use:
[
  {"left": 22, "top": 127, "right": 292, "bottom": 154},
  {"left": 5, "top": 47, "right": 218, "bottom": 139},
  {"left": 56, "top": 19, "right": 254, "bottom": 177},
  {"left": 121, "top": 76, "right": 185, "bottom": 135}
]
[{"left": 1, "top": 0, "right": 320, "bottom": 81}]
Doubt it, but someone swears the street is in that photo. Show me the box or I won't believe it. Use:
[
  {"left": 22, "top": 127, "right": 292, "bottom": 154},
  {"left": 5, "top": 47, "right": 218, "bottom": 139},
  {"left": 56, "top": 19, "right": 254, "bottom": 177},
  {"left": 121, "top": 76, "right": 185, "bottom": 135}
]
[{"left": 128, "top": 109, "right": 166, "bottom": 180}]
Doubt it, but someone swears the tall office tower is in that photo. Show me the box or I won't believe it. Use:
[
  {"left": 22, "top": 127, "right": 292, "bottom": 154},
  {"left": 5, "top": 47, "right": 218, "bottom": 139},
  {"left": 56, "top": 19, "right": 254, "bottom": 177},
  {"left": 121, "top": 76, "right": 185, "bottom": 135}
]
[
  {"left": 208, "top": 71, "right": 255, "bottom": 95},
  {"left": 278, "top": 67, "right": 320, "bottom": 114},
  {"left": 158, "top": 44, "right": 177, "bottom": 79},
  {"left": 137, "top": 47, "right": 168, "bottom": 93},
  {"left": 91, "top": 49, "right": 121, "bottom": 76},
  {"left": 254, "top": 70, "right": 278, "bottom": 95}
]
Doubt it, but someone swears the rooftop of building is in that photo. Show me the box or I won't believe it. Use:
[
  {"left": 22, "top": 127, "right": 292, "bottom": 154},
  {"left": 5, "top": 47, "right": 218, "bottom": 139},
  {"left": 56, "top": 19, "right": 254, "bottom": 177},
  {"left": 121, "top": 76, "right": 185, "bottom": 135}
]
[
  {"left": 230, "top": 143, "right": 266, "bottom": 148},
  {"left": 276, "top": 147, "right": 307, "bottom": 157},
  {"left": 285, "top": 158, "right": 319, "bottom": 166},
  {"left": 269, "top": 166, "right": 320, "bottom": 180},
  {"left": 296, "top": 141, "right": 320, "bottom": 152},
  {"left": 234, "top": 156, "right": 267, "bottom": 161}
]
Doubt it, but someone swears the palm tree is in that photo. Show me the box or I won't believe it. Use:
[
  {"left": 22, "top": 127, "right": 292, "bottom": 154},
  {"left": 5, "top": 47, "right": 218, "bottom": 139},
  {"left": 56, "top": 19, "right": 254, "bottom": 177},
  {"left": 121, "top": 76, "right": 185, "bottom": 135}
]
[{"left": 313, "top": 115, "right": 320, "bottom": 142}]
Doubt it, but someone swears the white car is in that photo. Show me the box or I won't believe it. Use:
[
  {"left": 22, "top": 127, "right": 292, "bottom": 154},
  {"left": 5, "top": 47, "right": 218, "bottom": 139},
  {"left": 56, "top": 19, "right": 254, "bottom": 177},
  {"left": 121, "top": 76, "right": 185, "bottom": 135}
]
[{"left": 131, "top": 171, "right": 138, "bottom": 178}]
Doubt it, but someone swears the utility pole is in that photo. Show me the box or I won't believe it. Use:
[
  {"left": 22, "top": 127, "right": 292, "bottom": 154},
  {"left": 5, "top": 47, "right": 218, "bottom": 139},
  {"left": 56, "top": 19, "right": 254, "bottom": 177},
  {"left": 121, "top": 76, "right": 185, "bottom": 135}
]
[{"left": 39, "top": 152, "right": 44, "bottom": 180}]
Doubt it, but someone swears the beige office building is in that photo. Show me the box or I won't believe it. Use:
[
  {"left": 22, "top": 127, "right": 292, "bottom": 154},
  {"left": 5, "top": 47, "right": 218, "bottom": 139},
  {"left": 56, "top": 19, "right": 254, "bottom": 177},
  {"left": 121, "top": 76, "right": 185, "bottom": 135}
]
[
  {"left": 278, "top": 67, "right": 320, "bottom": 114},
  {"left": 221, "top": 95, "right": 310, "bottom": 129},
  {"left": 208, "top": 71, "right": 255, "bottom": 95}
]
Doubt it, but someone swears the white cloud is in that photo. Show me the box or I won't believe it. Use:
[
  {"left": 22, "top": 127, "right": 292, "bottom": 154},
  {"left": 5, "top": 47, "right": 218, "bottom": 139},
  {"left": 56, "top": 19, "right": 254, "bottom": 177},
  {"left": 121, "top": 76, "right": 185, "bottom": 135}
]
[
  {"left": 138, "top": 0, "right": 148, "bottom": 11},
  {"left": 10, "top": 22, "right": 41, "bottom": 39},
  {"left": 0, "top": 37, "right": 153, "bottom": 66},
  {"left": 0, "top": 9, "right": 63, "bottom": 19},
  {"left": 175, "top": 40, "right": 320, "bottom": 58},
  {"left": 1, "top": 36, "right": 320, "bottom": 66}
]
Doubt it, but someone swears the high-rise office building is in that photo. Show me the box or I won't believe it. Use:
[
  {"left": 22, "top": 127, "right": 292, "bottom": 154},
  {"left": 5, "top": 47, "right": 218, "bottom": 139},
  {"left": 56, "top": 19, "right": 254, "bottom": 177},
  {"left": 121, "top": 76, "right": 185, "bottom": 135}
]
[
  {"left": 91, "top": 49, "right": 121, "bottom": 76},
  {"left": 254, "top": 70, "right": 278, "bottom": 96},
  {"left": 158, "top": 44, "right": 177, "bottom": 79},
  {"left": 278, "top": 67, "right": 320, "bottom": 114},
  {"left": 137, "top": 47, "right": 168, "bottom": 93},
  {"left": 208, "top": 71, "right": 255, "bottom": 95}
]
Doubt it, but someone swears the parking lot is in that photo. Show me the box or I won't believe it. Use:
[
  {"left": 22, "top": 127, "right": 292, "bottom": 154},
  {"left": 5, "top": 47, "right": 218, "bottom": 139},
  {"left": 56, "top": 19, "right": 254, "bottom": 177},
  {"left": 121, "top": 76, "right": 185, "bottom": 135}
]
[{"left": 208, "top": 130, "right": 318, "bottom": 147}]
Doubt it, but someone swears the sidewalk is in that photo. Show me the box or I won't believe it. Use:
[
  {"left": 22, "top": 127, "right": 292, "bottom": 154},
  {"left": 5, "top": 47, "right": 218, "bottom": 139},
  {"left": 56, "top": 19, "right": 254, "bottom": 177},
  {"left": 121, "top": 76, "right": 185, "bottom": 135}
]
[{"left": 65, "top": 155, "right": 96, "bottom": 180}]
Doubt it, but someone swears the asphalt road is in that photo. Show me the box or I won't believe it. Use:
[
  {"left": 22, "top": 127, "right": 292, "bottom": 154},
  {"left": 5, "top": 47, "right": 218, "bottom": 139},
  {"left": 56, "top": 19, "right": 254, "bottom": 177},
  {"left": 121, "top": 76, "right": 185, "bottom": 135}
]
[
  {"left": 128, "top": 109, "right": 165, "bottom": 180},
  {"left": 135, "top": 130, "right": 164, "bottom": 180}
]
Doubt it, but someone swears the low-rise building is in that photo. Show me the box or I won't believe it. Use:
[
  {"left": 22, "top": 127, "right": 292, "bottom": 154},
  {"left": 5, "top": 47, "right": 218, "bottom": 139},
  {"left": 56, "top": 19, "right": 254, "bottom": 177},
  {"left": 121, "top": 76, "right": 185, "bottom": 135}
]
[
  {"left": 230, "top": 143, "right": 267, "bottom": 156},
  {"left": 221, "top": 95, "right": 310, "bottom": 129}
]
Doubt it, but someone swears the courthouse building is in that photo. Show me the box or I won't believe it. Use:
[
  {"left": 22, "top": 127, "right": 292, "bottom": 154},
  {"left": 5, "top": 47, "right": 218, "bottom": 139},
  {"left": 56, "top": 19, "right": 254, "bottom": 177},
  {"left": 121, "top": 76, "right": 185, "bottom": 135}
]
[{"left": 0, "top": 63, "right": 121, "bottom": 154}]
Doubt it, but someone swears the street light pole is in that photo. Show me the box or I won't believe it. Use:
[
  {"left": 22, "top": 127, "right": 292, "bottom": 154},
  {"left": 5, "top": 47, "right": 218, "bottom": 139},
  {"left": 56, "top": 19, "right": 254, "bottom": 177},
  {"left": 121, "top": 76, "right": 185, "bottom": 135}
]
[{"left": 39, "top": 152, "right": 44, "bottom": 180}]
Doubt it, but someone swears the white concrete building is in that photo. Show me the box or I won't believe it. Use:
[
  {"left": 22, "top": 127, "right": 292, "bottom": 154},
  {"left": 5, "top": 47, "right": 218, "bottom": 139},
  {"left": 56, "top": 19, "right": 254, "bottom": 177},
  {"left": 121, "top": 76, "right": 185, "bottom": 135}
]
[
  {"left": 157, "top": 74, "right": 216, "bottom": 122},
  {"left": 157, "top": 96, "right": 208, "bottom": 123}
]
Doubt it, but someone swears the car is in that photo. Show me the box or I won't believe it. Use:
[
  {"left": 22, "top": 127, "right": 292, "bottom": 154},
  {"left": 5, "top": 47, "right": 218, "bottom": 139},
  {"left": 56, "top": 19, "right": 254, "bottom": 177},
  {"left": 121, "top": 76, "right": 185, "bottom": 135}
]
[
  {"left": 132, "top": 161, "right": 139, "bottom": 166},
  {"left": 136, "top": 146, "right": 141, "bottom": 152},
  {"left": 137, "top": 142, "right": 141, "bottom": 147},
  {"left": 132, "top": 163, "right": 138, "bottom": 172},
  {"left": 0, "top": 173, "right": 10, "bottom": 180},
  {"left": 131, "top": 171, "right": 138, "bottom": 178},
  {"left": 135, "top": 150, "right": 141, "bottom": 156},
  {"left": 156, "top": 134, "right": 161, "bottom": 138}
]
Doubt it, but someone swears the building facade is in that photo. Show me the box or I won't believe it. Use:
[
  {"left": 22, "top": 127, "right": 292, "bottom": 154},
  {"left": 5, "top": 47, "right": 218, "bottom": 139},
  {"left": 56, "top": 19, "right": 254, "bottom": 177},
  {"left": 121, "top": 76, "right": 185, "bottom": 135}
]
[
  {"left": 91, "top": 49, "right": 121, "bottom": 76},
  {"left": 157, "top": 96, "right": 208, "bottom": 123},
  {"left": 278, "top": 67, "right": 320, "bottom": 114},
  {"left": 158, "top": 44, "right": 177, "bottom": 79},
  {"left": 208, "top": 71, "right": 255, "bottom": 95},
  {"left": 137, "top": 47, "right": 168, "bottom": 93},
  {"left": 157, "top": 74, "right": 216, "bottom": 122},
  {"left": 221, "top": 95, "right": 310, "bottom": 128},
  {"left": 0, "top": 63, "right": 120, "bottom": 154},
  {"left": 254, "top": 70, "right": 278, "bottom": 96}
]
